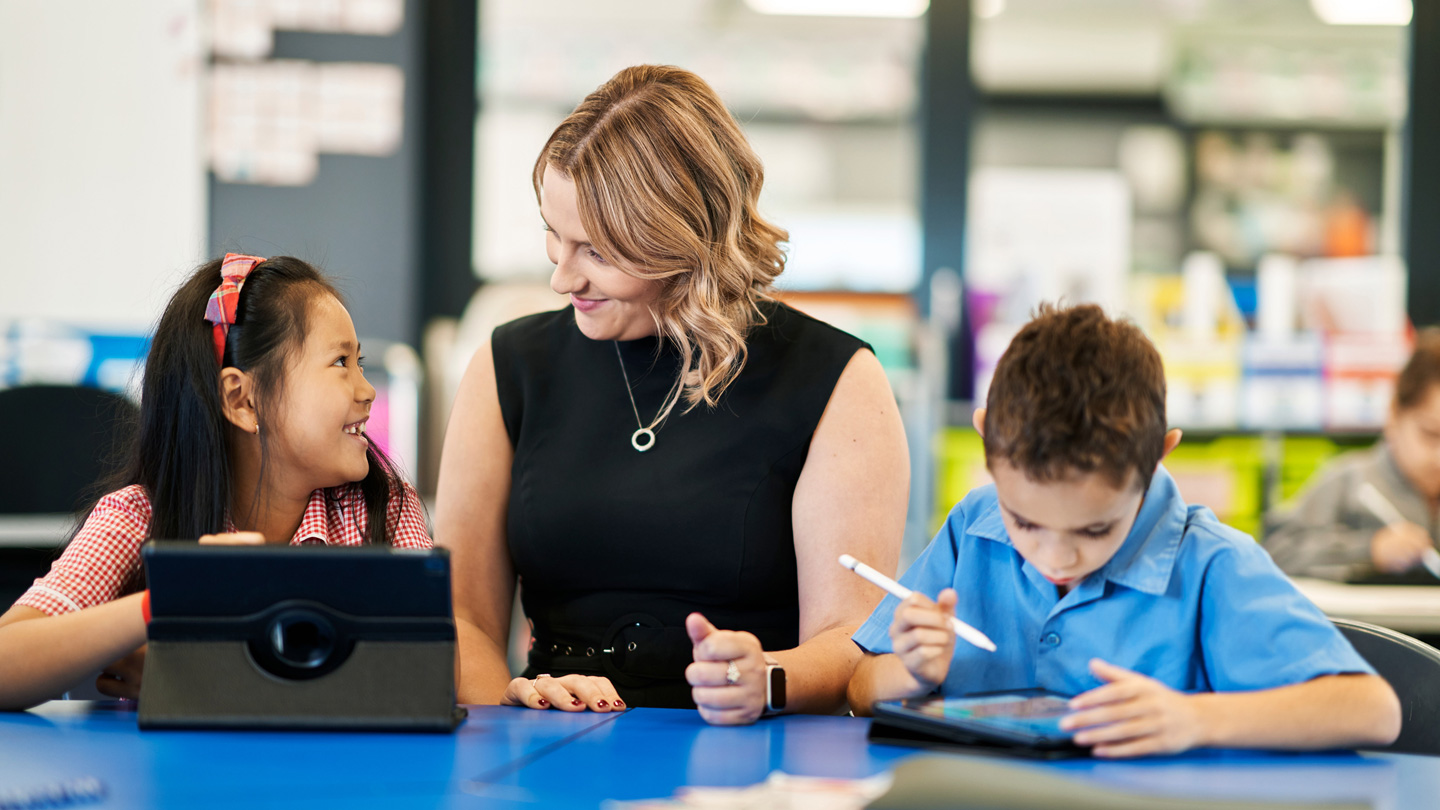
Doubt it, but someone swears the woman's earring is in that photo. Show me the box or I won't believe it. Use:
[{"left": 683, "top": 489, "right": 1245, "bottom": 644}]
[{"left": 254, "top": 423, "right": 260, "bottom": 435}]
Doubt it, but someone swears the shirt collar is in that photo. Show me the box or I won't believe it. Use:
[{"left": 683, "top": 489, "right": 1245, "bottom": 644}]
[
  {"left": 292, "top": 488, "right": 333, "bottom": 545},
  {"left": 967, "top": 465, "right": 1188, "bottom": 596},
  {"left": 1098, "top": 466, "right": 1187, "bottom": 595}
]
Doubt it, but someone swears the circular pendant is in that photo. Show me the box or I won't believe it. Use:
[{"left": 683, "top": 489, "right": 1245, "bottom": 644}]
[{"left": 631, "top": 428, "right": 656, "bottom": 452}]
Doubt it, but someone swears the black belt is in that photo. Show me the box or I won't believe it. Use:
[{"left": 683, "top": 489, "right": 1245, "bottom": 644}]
[{"left": 530, "top": 612, "right": 693, "bottom": 688}]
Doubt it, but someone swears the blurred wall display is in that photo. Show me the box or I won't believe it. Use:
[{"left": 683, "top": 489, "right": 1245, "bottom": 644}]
[
  {"left": 966, "top": 167, "right": 1131, "bottom": 309},
  {"left": 210, "top": 60, "right": 404, "bottom": 185},
  {"left": 0, "top": 322, "right": 148, "bottom": 400},
  {"left": 205, "top": 0, "right": 425, "bottom": 349},
  {"left": 208, "top": 0, "right": 406, "bottom": 186},
  {"left": 471, "top": 0, "right": 922, "bottom": 291},
  {"left": 1167, "top": 38, "right": 1406, "bottom": 127},
  {"left": 0, "top": 0, "right": 207, "bottom": 331},
  {"left": 1300, "top": 255, "right": 1410, "bottom": 428},
  {"left": 1189, "top": 130, "right": 1385, "bottom": 271},
  {"left": 965, "top": 167, "right": 1132, "bottom": 404},
  {"left": 211, "top": 0, "right": 404, "bottom": 59}
]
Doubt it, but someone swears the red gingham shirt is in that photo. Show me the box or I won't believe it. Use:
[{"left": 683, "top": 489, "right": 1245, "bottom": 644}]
[{"left": 16, "top": 482, "right": 432, "bottom": 616}]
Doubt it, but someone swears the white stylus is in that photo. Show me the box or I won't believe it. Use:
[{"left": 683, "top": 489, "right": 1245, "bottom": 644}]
[
  {"left": 1357, "top": 483, "right": 1440, "bottom": 579},
  {"left": 839, "top": 554, "right": 997, "bottom": 652}
]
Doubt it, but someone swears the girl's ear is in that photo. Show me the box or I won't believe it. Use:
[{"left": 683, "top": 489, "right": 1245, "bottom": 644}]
[{"left": 218, "top": 367, "right": 260, "bottom": 434}]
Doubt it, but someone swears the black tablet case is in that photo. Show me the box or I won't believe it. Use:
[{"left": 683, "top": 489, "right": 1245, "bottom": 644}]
[{"left": 137, "top": 543, "right": 464, "bottom": 732}]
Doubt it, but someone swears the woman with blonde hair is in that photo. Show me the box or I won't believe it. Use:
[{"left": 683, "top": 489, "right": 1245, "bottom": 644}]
[{"left": 435, "top": 65, "right": 909, "bottom": 723}]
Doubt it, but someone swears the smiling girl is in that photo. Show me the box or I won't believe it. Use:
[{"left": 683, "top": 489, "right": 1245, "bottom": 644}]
[{"left": 0, "top": 255, "right": 431, "bottom": 710}]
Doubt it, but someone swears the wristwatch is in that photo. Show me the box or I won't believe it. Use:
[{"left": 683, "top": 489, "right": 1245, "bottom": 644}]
[{"left": 764, "top": 658, "right": 786, "bottom": 714}]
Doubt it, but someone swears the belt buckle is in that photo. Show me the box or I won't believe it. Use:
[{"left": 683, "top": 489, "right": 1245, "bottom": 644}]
[{"left": 599, "top": 612, "right": 663, "bottom": 688}]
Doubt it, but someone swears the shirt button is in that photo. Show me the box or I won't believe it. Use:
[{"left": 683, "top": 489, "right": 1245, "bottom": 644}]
[{"left": 1043, "top": 633, "right": 1061, "bottom": 646}]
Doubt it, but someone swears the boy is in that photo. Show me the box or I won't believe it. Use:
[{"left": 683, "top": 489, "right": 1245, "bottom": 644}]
[
  {"left": 847, "top": 304, "right": 1399, "bottom": 758},
  {"left": 1265, "top": 328, "right": 1440, "bottom": 583}
]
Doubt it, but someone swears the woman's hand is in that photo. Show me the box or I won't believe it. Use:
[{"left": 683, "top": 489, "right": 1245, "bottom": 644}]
[
  {"left": 1061, "top": 659, "right": 1207, "bottom": 757},
  {"left": 685, "top": 613, "right": 767, "bottom": 726},
  {"left": 500, "top": 674, "right": 624, "bottom": 712},
  {"left": 95, "top": 644, "right": 146, "bottom": 699}
]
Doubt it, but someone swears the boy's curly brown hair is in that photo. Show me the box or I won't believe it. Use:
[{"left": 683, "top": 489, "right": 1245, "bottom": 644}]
[{"left": 983, "top": 303, "right": 1168, "bottom": 491}]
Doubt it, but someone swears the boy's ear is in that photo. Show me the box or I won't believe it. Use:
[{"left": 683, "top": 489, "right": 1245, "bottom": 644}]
[
  {"left": 218, "top": 368, "right": 260, "bottom": 435},
  {"left": 1158, "top": 428, "right": 1184, "bottom": 464},
  {"left": 971, "top": 407, "right": 987, "bottom": 438}
]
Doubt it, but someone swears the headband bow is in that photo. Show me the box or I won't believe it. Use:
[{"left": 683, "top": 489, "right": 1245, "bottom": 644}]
[{"left": 204, "top": 253, "right": 266, "bottom": 366}]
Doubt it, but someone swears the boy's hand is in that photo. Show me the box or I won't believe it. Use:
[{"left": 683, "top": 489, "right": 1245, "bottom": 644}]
[
  {"left": 1062, "top": 659, "right": 1206, "bottom": 757},
  {"left": 1371, "top": 523, "right": 1433, "bottom": 573},
  {"left": 889, "top": 589, "right": 958, "bottom": 694}
]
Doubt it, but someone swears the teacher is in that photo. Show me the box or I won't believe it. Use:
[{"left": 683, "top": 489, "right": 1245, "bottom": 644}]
[{"left": 434, "top": 65, "right": 909, "bottom": 724}]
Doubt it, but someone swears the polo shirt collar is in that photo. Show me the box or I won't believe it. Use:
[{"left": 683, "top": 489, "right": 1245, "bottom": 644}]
[
  {"left": 967, "top": 465, "right": 1187, "bottom": 597},
  {"left": 1099, "top": 466, "right": 1187, "bottom": 595}
]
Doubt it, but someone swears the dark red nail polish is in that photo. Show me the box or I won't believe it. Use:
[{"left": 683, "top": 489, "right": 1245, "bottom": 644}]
[
  {"left": 537, "top": 698, "right": 549, "bottom": 707},
  {"left": 597, "top": 699, "right": 609, "bottom": 708},
  {"left": 572, "top": 699, "right": 583, "bottom": 706},
  {"left": 614, "top": 699, "right": 625, "bottom": 708}
]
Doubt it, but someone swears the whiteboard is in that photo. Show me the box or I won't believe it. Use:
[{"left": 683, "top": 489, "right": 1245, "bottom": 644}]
[{"left": 0, "top": 0, "right": 207, "bottom": 331}]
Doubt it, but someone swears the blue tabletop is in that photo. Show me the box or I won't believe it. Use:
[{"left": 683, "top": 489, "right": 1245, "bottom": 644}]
[
  {"left": 490, "top": 709, "right": 1438, "bottom": 810},
  {"left": 0, "top": 701, "right": 614, "bottom": 809},
  {"left": 470, "top": 707, "right": 916, "bottom": 806},
  {"left": 3, "top": 703, "right": 1439, "bottom": 809}
]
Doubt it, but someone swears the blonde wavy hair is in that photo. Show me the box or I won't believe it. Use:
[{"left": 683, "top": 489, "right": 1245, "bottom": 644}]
[{"left": 533, "top": 64, "right": 788, "bottom": 410}]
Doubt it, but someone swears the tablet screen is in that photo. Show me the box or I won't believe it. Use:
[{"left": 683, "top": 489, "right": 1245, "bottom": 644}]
[{"left": 910, "top": 693, "right": 1073, "bottom": 739}]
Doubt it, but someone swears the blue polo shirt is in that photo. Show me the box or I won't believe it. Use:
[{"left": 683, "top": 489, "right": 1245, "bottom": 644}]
[{"left": 853, "top": 467, "right": 1374, "bottom": 697}]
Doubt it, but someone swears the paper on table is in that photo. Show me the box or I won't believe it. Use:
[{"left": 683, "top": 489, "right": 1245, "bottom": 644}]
[{"left": 602, "top": 771, "right": 894, "bottom": 810}]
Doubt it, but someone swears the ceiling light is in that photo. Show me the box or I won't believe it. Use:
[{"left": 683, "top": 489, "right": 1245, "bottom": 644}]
[
  {"left": 1310, "top": 0, "right": 1411, "bottom": 25},
  {"left": 744, "top": 0, "right": 929, "bottom": 18}
]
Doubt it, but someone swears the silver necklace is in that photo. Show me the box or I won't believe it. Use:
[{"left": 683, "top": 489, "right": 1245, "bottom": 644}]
[{"left": 613, "top": 341, "right": 681, "bottom": 452}]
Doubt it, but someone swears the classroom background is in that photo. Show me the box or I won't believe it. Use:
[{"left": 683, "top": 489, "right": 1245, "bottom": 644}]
[{"left": 0, "top": 0, "right": 1428, "bottom": 605}]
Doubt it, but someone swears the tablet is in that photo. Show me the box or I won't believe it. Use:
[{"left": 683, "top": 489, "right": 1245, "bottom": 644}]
[
  {"left": 138, "top": 542, "right": 465, "bottom": 732},
  {"left": 870, "top": 689, "right": 1085, "bottom": 756}
]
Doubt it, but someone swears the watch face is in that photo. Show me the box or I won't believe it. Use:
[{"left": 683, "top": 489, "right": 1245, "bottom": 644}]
[{"left": 768, "top": 665, "right": 786, "bottom": 710}]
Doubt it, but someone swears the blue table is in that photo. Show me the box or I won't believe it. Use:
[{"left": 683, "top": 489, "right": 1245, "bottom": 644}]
[
  {"left": 0, "top": 702, "right": 611, "bottom": 808},
  {"left": 2, "top": 703, "right": 1438, "bottom": 809}
]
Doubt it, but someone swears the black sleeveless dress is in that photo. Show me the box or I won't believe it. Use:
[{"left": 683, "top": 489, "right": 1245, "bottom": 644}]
[{"left": 492, "top": 300, "right": 871, "bottom": 708}]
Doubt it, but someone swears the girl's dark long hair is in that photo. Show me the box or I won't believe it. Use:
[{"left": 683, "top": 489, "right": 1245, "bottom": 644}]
[{"left": 83, "top": 256, "right": 405, "bottom": 545}]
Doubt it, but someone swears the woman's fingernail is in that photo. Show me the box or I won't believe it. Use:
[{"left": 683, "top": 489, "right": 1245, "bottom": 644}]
[
  {"left": 614, "top": 699, "right": 625, "bottom": 708},
  {"left": 572, "top": 699, "right": 584, "bottom": 706},
  {"left": 537, "top": 698, "right": 549, "bottom": 707},
  {"left": 597, "top": 699, "right": 609, "bottom": 708}
]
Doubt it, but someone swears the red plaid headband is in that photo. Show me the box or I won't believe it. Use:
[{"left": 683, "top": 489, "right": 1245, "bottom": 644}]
[{"left": 203, "top": 253, "right": 266, "bottom": 366}]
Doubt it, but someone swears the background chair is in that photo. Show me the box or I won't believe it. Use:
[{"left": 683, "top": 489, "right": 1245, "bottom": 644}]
[
  {"left": 1333, "top": 616, "right": 1440, "bottom": 756},
  {"left": 0, "top": 384, "right": 138, "bottom": 699},
  {"left": 0, "top": 384, "right": 137, "bottom": 514}
]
